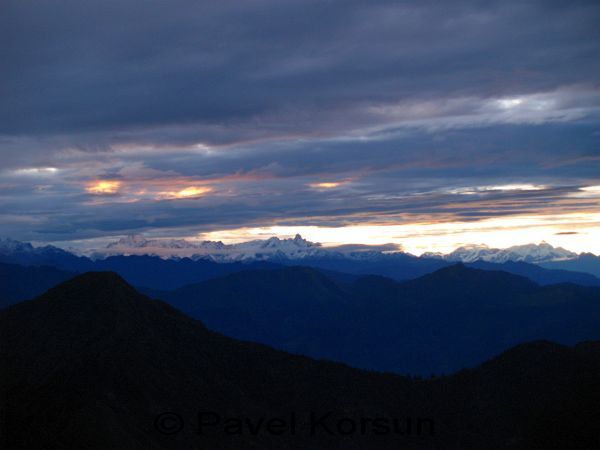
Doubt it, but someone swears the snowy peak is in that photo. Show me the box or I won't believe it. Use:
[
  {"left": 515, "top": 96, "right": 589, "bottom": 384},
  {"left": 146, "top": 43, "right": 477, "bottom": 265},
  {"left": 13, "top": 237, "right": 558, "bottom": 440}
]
[
  {"left": 425, "top": 242, "right": 578, "bottom": 264},
  {"left": 106, "top": 234, "right": 221, "bottom": 250},
  {"left": 497, "top": 242, "right": 577, "bottom": 263},
  {"left": 0, "top": 237, "right": 70, "bottom": 256},
  {"left": 0, "top": 237, "right": 35, "bottom": 254},
  {"left": 96, "top": 234, "right": 409, "bottom": 261},
  {"left": 101, "top": 234, "right": 227, "bottom": 257},
  {"left": 258, "top": 234, "right": 317, "bottom": 251},
  {"left": 106, "top": 234, "right": 150, "bottom": 249},
  {"left": 98, "top": 233, "right": 323, "bottom": 260},
  {"left": 1, "top": 235, "right": 582, "bottom": 265},
  {"left": 196, "top": 234, "right": 324, "bottom": 262}
]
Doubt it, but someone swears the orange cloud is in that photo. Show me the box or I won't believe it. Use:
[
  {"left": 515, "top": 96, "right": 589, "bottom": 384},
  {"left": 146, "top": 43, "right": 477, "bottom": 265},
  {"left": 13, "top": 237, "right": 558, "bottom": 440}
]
[
  {"left": 308, "top": 182, "right": 342, "bottom": 189},
  {"left": 158, "top": 186, "right": 212, "bottom": 199},
  {"left": 86, "top": 180, "right": 121, "bottom": 195}
]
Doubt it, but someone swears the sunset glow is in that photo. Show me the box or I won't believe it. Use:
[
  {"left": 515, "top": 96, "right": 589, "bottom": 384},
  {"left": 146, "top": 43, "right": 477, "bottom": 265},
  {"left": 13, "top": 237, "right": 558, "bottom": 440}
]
[
  {"left": 85, "top": 181, "right": 121, "bottom": 195},
  {"left": 308, "top": 182, "right": 342, "bottom": 189},
  {"left": 199, "top": 212, "right": 600, "bottom": 256},
  {"left": 158, "top": 186, "right": 212, "bottom": 199}
]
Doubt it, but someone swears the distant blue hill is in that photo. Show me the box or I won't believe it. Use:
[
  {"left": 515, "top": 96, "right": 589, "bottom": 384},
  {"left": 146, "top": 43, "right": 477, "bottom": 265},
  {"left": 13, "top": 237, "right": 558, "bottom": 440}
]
[
  {"left": 541, "top": 253, "right": 600, "bottom": 278},
  {"left": 466, "top": 260, "right": 600, "bottom": 286},
  {"left": 278, "top": 253, "right": 600, "bottom": 286},
  {"left": 155, "top": 264, "right": 600, "bottom": 375}
]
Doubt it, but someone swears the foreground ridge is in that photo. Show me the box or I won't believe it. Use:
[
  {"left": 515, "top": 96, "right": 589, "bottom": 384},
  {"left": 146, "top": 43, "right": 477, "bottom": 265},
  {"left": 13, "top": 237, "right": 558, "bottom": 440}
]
[{"left": 1, "top": 274, "right": 600, "bottom": 449}]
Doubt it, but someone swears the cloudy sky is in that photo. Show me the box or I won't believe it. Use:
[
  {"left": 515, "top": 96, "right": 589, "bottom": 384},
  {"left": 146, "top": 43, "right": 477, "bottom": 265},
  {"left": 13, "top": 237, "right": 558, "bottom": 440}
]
[{"left": 1, "top": 0, "right": 599, "bottom": 254}]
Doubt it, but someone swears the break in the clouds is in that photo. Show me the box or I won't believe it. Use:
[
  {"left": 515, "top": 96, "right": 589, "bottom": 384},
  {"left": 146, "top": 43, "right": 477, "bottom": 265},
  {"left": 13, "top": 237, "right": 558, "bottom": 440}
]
[{"left": 1, "top": 0, "right": 599, "bottom": 253}]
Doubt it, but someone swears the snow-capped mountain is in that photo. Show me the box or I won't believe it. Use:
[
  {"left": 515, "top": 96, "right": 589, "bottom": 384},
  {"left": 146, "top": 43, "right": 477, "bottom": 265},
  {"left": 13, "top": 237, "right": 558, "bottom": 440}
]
[
  {"left": 106, "top": 234, "right": 226, "bottom": 250},
  {"left": 2, "top": 234, "right": 582, "bottom": 267},
  {"left": 97, "top": 233, "right": 329, "bottom": 260},
  {"left": 98, "top": 234, "right": 226, "bottom": 258},
  {"left": 0, "top": 237, "right": 90, "bottom": 270},
  {"left": 424, "top": 242, "right": 577, "bottom": 264},
  {"left": 0, "top": 237, "right": 36, "bottom": 254},
  {"left": 0, "top": 237, "right": 71, "bottom": 257},
  {"left": 95, "top": 235, "right": 580, "bottom": 264},
  {"left": 199, "top": 234, "right": 329, "bottom": 262}
]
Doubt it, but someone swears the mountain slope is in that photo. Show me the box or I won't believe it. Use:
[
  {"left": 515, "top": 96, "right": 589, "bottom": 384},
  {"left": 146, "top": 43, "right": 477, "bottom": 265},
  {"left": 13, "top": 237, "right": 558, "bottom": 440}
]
[
  {"left": 2, "top": 273, "right": 600, "bottom": 449},
  {"left": 160, "top": 265, "right": 600, "bottom": 374},
  {"left": 163, "top": 266, "right": 352, "bottom": 351}
]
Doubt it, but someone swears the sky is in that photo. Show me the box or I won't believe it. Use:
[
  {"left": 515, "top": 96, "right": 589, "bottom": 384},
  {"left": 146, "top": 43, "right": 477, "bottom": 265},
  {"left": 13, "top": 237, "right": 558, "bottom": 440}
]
[{"left": 1, "top": 0, "right": 599, "bottom": 255}]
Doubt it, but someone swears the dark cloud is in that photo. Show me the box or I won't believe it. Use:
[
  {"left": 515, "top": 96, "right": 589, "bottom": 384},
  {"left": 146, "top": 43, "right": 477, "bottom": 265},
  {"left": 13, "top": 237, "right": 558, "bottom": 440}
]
[{"left": 2, "top": 0, "right": 599, "bottom": 140}]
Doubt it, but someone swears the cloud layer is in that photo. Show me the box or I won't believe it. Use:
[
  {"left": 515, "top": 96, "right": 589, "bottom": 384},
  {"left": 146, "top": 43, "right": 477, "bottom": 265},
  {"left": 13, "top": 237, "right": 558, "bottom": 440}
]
[{"left": 1, "top": 0, "right": 599, "bottom": 251}]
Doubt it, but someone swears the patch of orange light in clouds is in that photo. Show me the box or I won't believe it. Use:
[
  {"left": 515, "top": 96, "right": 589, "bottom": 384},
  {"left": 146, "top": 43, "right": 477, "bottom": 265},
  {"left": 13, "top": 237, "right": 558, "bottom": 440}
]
[
  {"left": 85, "top": 180, "right": 121, "bottom": 194},
  {"left": 199, "top": 212, "right": 600, "bottom": 255},
  {"left": 308, "top": 182, "right": 342, "bottom": 189},
  {"left": 157, "top": 186, "right": 213, "bottom": 199}
]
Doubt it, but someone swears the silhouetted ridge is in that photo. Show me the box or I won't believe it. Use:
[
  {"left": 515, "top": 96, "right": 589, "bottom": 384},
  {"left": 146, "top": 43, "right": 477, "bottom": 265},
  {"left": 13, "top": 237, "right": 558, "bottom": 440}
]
[
  {"left": 155, "top": 264, "right": 600, "bottom": 374},
  {"left": 481, "top": 340, "right": 573, "bottom": 370},
  {"left": 172, "top": 265, "right": 348, "bottom": 311},
  {"left": 38, "top": 271, "right": 146, "bottom": 310},
  {"left": 2, "top": 276, "right": 600, "bottom": 449},
  {"left": 1, "top": 271, "right": 211, "bottom": 365},
  {"left": 399, "top": 263, "right": 539, "bottom": 307},
  {"left": 575, "top": 341, "right": 600, "bottom": 361},
  {"left": 53, "top": 270, "right": 134, "bottom": 291},
  {"left": 417, "top": 263, "right": 537, "bottom": 286}
]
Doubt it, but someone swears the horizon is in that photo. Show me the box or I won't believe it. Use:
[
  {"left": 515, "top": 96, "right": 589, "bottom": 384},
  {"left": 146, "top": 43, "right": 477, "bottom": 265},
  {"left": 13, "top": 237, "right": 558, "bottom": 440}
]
[{"left": 3, "top": 232, "right": 597, "bottom": 258}]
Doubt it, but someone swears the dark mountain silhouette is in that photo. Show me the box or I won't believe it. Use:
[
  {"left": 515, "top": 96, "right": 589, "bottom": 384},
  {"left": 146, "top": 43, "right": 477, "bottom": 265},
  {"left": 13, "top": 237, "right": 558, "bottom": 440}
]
[
  {"left": 0, "top": 262, "right": 76, "bottom": 308},
  {"left": 158, "top": 264, "right": 600, "bottom": 374},
  {"left": 157, "top": 266, "right": 353, "bottom": 353},
  {"left": 1, "top": 272, "right": 599, "bottom": 449}
]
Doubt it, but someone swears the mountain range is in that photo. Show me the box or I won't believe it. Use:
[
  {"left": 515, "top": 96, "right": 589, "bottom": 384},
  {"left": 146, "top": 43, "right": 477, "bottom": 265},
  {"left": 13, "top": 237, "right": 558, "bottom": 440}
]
[
  {"left": 2, "top": 272, "right": 599, "bottom": 449},
  {"left": 6, "top": 234, "right": 588, "bottom": 266},
  {"left": 423, "top": 242, "right": 577, "bottom": 263},
  {"left": 2, "top": 237, "right": 600, "bottom": 290},
  {"left": 97, "top": 233, "right": 328, "bottom": 261},
  {"left": 151, "top": 264, "right": 600, "bottom": 374},
  {"left": 98, "top": 235, "right": 588, "bottom": 266}
]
